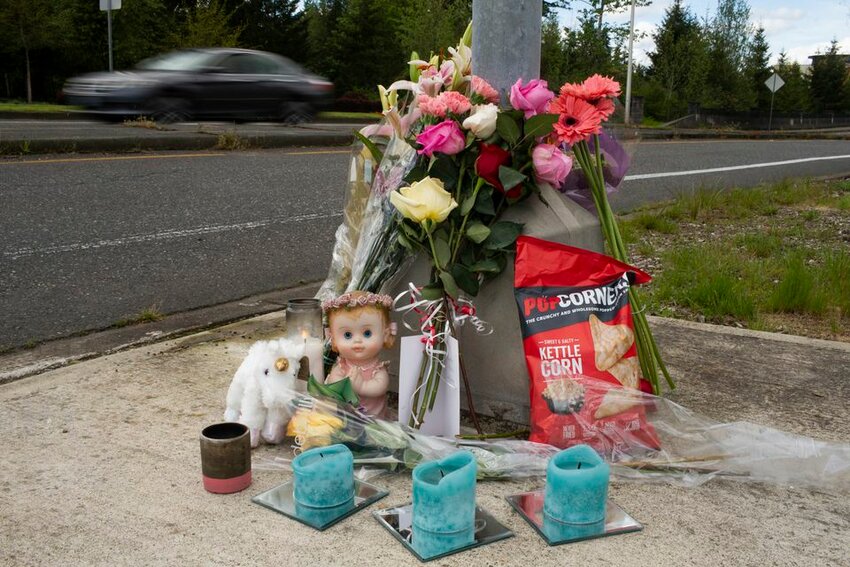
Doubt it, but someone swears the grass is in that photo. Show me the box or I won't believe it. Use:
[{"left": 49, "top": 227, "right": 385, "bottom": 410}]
[
  {"left": 115, "top": 306, "right": 165, "bottom": 327},
  {"left": 215, "top": 130, "right": 249, "bottom": 150},
  {"left": 623, "top": 177, "right": 850, "bottom": 340},
  {"left": 0, "top": 101, "right": 79, "bottom": 112},
  {"left": 123, "top": 116, "right": 163, "bottom": 130},
  {"left": 317, "top": 111, "right": 381, "bottom": 121},
  {"left": 631, "top": 211, "right": 679, "bottom": 234}
]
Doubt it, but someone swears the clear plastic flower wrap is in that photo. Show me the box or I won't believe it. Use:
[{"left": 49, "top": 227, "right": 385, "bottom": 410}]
[
  {"left": 250, "top": 377, "right": 850, "bottom": 492},
  {"left": 316, "top": 124, "right": 419, "bottom": 302}
]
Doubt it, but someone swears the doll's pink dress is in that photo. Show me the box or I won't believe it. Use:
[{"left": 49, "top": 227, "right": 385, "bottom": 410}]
[{"left": 330, "top": 358, "right": 390, "bottom": 418}]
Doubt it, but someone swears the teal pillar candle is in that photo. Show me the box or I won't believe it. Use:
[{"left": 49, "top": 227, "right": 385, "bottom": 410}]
[
  {"left": 292, "top": 444, "right": 354, "bottom": 508},
  {"left": 295, "top": 499, "right": 355, "bottom": 527},
  {"left": 543, "top": 444, "right": 609, "bottom": 525},
  {"left": 412, "top": 451, "right": 477, "bottom": 558},
  {"left": 543, "top": 514, "right": 605, "bottom": 542}
]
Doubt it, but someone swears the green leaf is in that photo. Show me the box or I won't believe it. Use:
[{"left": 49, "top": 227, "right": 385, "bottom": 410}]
[
  {"left": 498, "top": 166, "right": 527, "bottom": 192},
  {"left": 439, "top": 271, "right": 460, "bottom": 299},
  {"left": 429, "top": 155, "right": 459, "bottom": 190},
  {"left": 460, "top": 245, "right": 475, "bottom": 266},
  {"left": 433, "top": 236, "right": 451, "bottom": 269},
  {"left": 353, "top": 131, "right": 384, "bottom": 164},
  {"left": 404, "top": 164, "right": 428, "bottom": 184},
  {"left": 484, "top": 221, "right": 523, "bottom": 250},
  {"left": 470, "top": 258, "right": 501, "bottom": 273},
  {"left": 397, "top": 232, "right": 413, "bottom": 251},
  {"left": 474, "top": 185, "right": 496, "bottom": 215},
  {"left": 496, "top": 113, "right": 521, "bottom": 144},
  {"left": 524, "top": 113, "right": 559, "bottom": 138},
  {"left": 400, "top": 221, "right": 420, "bottom": 240},
  {"left": 466, "top": 222, "right": 491, "bottom": 243},
  {"left": 451, "top": 264, "right": 480, "bottom": 296},
  {"left": 460, "top": 193, "right": 476, "bottom": 216},
  {"left": 420, "top": 284, "right": 443, "bottom": 300}
]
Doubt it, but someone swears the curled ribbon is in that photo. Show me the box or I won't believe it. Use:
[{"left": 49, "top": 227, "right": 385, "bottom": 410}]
[{"left": 393, "top": 283, "right": 492, "bottom": 426}]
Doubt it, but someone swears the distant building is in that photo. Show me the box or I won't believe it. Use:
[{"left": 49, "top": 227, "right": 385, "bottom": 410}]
[{"left": 808, "top": 53, "right": 850, "bottom": 69}]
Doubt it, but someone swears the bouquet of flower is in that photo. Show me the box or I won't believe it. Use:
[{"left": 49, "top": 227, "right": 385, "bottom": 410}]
[{"left": 318, "top": 25, "right": 672, "bottom": 430}]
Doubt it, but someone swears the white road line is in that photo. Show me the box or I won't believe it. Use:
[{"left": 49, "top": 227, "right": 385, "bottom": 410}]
[
  {"left": 624, "top": 154, "right": 850, "bottom": 180},
  {"left": 5, "top": 211, "right": 342, "bottom": 260}
]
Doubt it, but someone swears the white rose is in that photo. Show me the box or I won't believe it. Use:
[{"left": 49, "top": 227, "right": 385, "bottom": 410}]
[{"left": 462, "top": 104, "right": 498, "bottom": 139}]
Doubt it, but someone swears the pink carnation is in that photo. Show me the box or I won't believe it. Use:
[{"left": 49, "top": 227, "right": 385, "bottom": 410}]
[
  {"left": 470, "top": 75, "right": 500, "bottom": 104},
  {"left": 437, "top": 91, "right": 472, "bottom": 115},
  {"left": 417, "top": 94, "right": 448, "bottom": 118}
]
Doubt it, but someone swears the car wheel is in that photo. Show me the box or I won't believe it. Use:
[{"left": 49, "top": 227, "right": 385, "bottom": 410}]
[
  {"left": 150, "top": 97, "right": 191, "bottom": 124},
  {"left": 280, "top": 101, "right": 315, "bottom": 125}
]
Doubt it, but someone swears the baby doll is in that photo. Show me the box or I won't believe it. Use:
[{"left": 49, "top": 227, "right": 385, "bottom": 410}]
[{"left": 322, "top": 291, "right": 395, "bottom": 418}]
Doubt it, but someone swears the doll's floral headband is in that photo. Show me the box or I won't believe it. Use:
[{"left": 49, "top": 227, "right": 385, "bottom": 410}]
[{"left": 321, "top": 292, "right": 393, "bottom": 313}]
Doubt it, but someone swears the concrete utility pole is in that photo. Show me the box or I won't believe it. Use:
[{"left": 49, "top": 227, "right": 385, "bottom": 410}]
[{"left": 472, "top": 0, "right": 543, "bottom": 105}]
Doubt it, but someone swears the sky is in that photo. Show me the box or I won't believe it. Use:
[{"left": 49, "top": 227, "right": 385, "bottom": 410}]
[{"left": 553, "top": 0, "right": 850, "bottom": 66}]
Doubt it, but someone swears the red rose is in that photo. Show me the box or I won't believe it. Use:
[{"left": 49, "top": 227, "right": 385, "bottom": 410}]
[{"left": 475, "top": 143, "right": 521, "bottom": 198}]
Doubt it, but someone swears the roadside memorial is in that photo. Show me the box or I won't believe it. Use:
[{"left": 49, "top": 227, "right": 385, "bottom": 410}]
[{"left": 201, "top": 23, "right": 849, "bottom": 560}]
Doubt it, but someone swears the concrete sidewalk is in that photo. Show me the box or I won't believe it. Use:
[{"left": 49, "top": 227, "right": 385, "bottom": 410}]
[{"left": 1, "top": 312, "right": 848, "bottom": 566}]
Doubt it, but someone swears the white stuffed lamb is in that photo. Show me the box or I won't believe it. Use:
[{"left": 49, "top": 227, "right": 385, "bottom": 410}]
[{"left": 224, "top": 338, "right": 303, "bottom": 448}]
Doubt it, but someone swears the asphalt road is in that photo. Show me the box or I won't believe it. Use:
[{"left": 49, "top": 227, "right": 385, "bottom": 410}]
[{"left": 2, "top": 138, "right": 850, "bottom": 349}]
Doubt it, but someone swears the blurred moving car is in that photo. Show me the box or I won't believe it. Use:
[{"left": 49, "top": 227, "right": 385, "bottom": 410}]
[{"left": 63, "top": 48, "right": 334, "bottom": 123}]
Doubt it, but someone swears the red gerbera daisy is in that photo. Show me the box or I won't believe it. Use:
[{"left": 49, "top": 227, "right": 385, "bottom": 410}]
[{"left": 550, "top": 94, "right": 603, "bottom": 145}]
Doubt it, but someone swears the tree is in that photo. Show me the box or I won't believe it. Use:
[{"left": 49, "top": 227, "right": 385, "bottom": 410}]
[
  {"left": 810, "top": 40, "right": 848, "bottom": 112},
  {"left": 113, "top": 0, "right": 173, "bottom": 68},
  {"left": 646, "top": 0, "right": 708, "bottom": 119},
  {"left": 773, "top": 51, "right": 810, "bottom": 112},
  {"left": 327, "top": 0, "right": 404, "bottom": 94},
  {"left": 702, "top": 0, "right": 754, "bottom": 111},
  {"left": 174, "top": 0, "right": 243, "bottom": 48},
  {"left": 540, "top": 14, "right": 567, "bottom": 88},
  {"left": 303, "top": 0, "right": 346, "bottom": 80},
  {"left": 395, "top": 0, "right": 470, "bottom": 62},
  {"left": 744, "top": 27, "right": 771, "bottom": 111},
  {"left": 235, "top": 1, "right": 307, "bottom": 57},
  {"left": 562, "top": 10, "right": 625, "bottom": 83},
  {"left": 0, "top": 0, "right": 63, "bottom": 102}
]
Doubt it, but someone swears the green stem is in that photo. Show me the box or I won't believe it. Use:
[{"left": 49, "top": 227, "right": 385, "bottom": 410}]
[
  {"left": 573, "top": 138, "right": 675, "bottom": 393},
  {"left": 450, "top": 178, "right": 485, "bottom": 263}
]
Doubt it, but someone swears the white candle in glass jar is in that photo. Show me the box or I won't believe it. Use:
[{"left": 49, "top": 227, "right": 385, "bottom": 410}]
[{"left": 301, "top": 332, "right": 325, "bottom": 382}]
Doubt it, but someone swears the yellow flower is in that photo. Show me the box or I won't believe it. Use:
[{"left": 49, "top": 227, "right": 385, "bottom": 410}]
[
  {"left": 390, "top": 176, "right": 458, "bottom": 224},
  {"left": 286, "top": 408, "right": 344, "bottom": 450}
]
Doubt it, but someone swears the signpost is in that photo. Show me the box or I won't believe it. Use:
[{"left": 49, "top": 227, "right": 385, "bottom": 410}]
[
  {"left": 99, "top": 0, "right": 122, "bottom": 72},
  {"left": 764, "top": 72, "right": 785, "bottom": 132}
]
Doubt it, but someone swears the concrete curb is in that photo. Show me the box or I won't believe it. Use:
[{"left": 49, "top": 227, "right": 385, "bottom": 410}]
[{"left": 0, "top": 131, "right": 356, "bottom": 155}]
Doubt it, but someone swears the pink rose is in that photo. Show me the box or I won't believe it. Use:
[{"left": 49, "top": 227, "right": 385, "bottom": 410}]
[
  {"left": 532, "top": 144, "right": 573, "bottom": 188},
  {"left": 509, "top": 78, "right": 555, "bottom": 118},
  {"left": 416, "top": 119, "right": 466, "bottom": 157}
]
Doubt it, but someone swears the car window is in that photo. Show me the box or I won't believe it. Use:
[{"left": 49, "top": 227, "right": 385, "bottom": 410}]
[
  {"left": 136, "top": 50, "right": 216, "bottom": 71},
  {"left": 218, "top": 54, "right": 281, "bottom": 74}
]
